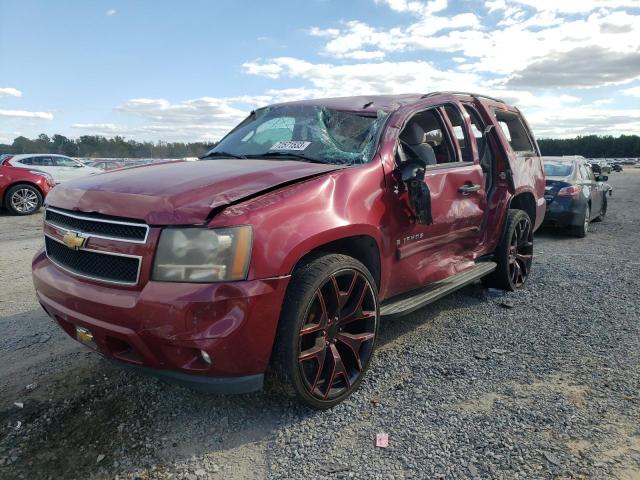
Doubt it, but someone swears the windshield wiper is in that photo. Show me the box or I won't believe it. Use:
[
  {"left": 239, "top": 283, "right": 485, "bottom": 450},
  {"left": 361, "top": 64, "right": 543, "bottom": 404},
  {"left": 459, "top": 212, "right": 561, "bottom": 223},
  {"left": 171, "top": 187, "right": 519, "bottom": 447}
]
[
  {"left": 245, "top": 152, "right": 329, "bottom": 164},
  {"left": 201, "top": 151, "right": 246, "bottom": 160}
]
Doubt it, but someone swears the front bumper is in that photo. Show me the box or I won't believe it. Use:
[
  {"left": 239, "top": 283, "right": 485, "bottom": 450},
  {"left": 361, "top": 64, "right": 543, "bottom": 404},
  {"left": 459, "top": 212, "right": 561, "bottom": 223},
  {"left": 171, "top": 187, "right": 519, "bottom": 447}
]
[{"left": 32, "top": 249, "right": 290, "bottom": 393}]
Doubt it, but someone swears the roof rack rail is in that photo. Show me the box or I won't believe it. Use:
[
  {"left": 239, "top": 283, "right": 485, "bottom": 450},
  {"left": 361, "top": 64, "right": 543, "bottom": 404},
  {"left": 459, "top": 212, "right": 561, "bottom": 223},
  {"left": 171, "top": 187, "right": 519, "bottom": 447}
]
[{"left": 420, "top": 91, "right": 506, "bottom": 104}]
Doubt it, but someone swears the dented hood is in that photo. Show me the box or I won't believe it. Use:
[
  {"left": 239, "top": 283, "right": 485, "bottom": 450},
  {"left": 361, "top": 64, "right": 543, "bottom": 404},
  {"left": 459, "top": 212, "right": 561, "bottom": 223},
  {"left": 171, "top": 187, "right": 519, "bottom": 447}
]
[{"left": 45, "top": 159, "right": 344, "bottom": 224}]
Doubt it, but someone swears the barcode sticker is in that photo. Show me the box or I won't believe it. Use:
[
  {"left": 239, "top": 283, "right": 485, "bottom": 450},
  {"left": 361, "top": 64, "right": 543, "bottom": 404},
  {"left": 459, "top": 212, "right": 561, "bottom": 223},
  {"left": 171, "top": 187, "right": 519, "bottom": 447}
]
[{"left": 270, "top": 141, "right": 311, "bottom": 151}]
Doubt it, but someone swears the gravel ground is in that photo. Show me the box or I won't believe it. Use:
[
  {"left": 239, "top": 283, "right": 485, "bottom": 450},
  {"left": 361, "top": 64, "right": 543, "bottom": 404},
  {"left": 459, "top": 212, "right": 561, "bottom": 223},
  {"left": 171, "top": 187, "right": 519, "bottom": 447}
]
[{"left": 1, "top": 171, "right": 639, "bottom": 480}]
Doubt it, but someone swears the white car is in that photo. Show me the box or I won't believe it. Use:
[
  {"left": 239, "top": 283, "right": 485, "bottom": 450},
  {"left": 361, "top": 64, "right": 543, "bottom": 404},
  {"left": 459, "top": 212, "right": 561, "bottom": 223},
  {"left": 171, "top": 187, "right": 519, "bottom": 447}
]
[{"left": 2, "top": 154, "right": 102, "bottom": 183}]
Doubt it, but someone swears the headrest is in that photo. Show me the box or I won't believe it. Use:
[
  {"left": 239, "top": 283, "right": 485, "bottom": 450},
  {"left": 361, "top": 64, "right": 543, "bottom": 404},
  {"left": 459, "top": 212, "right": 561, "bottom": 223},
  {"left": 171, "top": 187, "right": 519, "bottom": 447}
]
[{"left": 400, "top": 121, "right": 426, "bottom": 146}]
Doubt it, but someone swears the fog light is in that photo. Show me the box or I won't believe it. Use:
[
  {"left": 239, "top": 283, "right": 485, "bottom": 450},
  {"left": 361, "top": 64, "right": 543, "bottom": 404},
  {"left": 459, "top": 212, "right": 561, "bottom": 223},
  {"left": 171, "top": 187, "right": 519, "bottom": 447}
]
[{"left": 200, "top": 349, "right": 212, "bottom": 365}]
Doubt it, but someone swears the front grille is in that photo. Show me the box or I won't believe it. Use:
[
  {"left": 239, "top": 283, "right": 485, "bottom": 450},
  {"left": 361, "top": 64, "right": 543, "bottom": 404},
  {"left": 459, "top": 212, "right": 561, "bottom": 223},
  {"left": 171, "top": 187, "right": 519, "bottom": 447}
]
[
  {"left": 45, "top": 208, "right": 148, "bottom": 243},
  {"left": 45, "top": 236, "right": 140, "bottom": 285}
]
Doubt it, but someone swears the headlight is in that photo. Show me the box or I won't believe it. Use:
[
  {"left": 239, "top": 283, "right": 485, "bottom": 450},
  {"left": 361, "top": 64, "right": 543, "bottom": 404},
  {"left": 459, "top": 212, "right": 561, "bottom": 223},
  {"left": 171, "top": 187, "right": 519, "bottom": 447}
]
[
  {"left": 152, "top": 226, "right": 252, "bottom": 283},
  {"left": 29, "top": 170, "right": 54, "bottom": 182}
]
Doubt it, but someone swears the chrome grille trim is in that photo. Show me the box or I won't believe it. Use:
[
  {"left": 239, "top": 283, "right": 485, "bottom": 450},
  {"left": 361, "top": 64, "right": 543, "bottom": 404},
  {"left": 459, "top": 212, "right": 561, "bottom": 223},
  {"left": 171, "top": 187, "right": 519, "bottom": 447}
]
[
  {"left": 44, "top": 207, "right": 149, "bottom": 244},
  {"left": 44, "top": 233, "right": 143, "bottom": 286}
]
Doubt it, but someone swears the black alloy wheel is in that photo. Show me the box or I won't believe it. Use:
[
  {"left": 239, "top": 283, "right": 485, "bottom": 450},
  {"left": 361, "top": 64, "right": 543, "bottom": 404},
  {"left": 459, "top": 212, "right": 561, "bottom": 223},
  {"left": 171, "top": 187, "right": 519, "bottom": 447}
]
[
  {"left": 507, "top": 214, "right": 533, "bottom": 288},
  {"left": 271, "top": 254, "right": 379, "bottom": 409},
  {"left": 482, "top": 209, "right": 534, "bottom": 291}
]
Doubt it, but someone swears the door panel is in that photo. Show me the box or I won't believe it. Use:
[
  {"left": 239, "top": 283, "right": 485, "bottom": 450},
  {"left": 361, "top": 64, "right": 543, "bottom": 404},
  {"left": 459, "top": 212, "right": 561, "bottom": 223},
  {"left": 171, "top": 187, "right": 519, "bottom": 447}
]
[
  {"left": 387, "top": 164, "right": 485, "bottom": 297},
  {"left": 382, "top": 102, "right": 489, "bottom": 299}
]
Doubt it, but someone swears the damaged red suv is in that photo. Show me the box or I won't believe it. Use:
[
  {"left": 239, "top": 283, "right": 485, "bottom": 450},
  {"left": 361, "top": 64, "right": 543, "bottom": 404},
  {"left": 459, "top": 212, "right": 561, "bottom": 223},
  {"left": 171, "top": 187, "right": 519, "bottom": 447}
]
[{"left": 33, "top": 92, "right": 545, "bottom": 408}]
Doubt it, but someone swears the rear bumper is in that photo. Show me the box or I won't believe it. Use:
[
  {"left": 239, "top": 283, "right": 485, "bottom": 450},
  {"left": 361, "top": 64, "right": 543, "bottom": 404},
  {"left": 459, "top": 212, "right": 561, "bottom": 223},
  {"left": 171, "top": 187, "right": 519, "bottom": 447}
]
[
  {"left": 543, "top": 197, "right": 586, "bottom": 228},
  {"left": 32, "top": 249, "right": 290, "bottom": 391}
]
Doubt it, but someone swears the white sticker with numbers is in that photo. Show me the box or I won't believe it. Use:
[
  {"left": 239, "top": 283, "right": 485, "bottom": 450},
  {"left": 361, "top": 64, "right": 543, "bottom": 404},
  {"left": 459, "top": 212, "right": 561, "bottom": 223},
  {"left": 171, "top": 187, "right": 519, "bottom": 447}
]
[{"left": 270, "top": 141, "right": 311, "bottom": 151}]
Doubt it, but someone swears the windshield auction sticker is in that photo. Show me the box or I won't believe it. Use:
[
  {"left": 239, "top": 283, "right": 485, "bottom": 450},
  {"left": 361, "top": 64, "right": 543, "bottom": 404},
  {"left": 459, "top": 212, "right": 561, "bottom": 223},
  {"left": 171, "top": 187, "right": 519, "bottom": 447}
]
[{"left": 270, "top": 141, "right": 311, "bottom": 151}]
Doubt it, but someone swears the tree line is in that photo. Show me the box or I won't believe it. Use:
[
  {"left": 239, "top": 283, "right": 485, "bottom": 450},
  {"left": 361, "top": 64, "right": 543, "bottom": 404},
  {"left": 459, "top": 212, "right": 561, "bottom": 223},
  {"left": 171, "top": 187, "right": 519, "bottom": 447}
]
[
  {"left": 0, "top": 134, "right": 216, "bottom": 159},
  {"left": 1, "top": 133, "right": 639, "bottom": 159},
  {"left": 536, "top": 135, "right": 640, "bottom": 158}
]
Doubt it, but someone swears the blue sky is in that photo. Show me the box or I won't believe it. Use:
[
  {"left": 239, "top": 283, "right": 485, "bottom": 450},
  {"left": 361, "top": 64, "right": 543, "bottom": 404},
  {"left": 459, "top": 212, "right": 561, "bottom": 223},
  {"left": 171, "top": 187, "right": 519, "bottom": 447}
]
[{"left": 1, "top": 0, "right": 639, "bottom": 143}]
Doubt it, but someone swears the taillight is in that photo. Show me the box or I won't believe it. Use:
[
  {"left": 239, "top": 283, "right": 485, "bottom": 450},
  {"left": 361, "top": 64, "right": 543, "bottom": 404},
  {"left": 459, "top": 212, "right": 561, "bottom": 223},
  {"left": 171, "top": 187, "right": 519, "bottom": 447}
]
[
  {"left": 1, "top": 155, "right": 14, "bottom": 166},
  {"left": 557, "top": 185, "right": 581, "bottom": 197}
]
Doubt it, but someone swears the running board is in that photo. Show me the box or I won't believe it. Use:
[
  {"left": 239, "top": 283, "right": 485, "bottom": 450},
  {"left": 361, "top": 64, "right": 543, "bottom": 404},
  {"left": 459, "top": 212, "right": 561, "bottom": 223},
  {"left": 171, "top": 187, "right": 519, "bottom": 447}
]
[{"left": 380, "top": 262, "right": 497, "bottom": 319}]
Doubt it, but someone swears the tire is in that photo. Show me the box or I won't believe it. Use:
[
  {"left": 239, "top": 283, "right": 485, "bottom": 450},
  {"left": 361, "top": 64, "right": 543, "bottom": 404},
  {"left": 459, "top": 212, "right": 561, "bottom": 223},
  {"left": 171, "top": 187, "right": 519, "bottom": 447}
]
[
  {"left": 572, "top": 204, "right": 590, "bottom": 238},
  {"left": 482, "top": 209, "right": 533, "bottom": 291},
  {"left": 592, "top": 197, "right": 607, "bottom": 222},
  {"left": 270, "top": 254, "right": 379, "bottom": 409},
  {"left": 4, "top": 184, "right": 43, "bottom": 215}
]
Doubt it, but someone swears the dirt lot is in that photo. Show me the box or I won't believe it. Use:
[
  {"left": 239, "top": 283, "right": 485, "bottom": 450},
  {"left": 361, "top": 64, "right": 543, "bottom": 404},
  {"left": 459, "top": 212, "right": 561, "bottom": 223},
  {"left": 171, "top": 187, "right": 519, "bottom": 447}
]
[{"left": 1, "top": 171, "right": 639, "bottom": 479}]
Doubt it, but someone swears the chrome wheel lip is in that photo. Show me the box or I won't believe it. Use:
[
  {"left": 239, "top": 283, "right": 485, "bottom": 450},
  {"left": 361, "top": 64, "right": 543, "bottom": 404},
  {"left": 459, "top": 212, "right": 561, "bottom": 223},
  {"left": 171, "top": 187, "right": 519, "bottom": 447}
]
[
  {"left": 297, "top": 268, "right": 378, "bottom": 403},
  {"left": 11, "top": 188, "right": 39, "bottom": 213}
]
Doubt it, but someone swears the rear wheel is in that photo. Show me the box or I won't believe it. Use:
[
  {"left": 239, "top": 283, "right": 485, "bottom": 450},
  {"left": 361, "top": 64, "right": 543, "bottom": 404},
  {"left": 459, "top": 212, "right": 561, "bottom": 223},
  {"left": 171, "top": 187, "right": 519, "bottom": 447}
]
[
  {"left": 4, "top": 184, "right": 43, "bottom": 215},
  {"left": 572, "top": 205, "right": 590, "bottom": 238},
  {"left": 271, "top": 254, "right": 379, "bottom": 409},
  {"left": 482, "top": 209, "right": 533, "bottom": 291}
]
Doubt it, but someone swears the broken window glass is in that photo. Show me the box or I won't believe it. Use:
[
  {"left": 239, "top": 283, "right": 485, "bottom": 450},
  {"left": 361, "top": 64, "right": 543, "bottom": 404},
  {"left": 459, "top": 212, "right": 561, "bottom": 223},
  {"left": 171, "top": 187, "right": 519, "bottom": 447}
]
[{"left": 205, "top": 105, "right": 388, "bottom": 165}]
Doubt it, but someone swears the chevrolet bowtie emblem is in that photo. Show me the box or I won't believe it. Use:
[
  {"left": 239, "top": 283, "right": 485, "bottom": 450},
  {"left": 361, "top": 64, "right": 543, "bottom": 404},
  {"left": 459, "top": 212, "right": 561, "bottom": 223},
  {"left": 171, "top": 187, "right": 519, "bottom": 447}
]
[{"left": 62, "top": 231, "right": 88, "bottom": 250}]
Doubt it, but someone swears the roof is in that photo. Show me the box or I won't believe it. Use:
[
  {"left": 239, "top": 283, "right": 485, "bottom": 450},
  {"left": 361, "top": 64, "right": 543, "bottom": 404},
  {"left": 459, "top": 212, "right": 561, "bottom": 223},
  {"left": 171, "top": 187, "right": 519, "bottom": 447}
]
[
  {"left": 542, "top": 156, "right": 583, "bottom": 163},
  {"left": 269, "top": 91, "right": 508, "bottom": 115},
  {"left": 8, "top": 153, "right": 71, "bottom": 158},
  {"left": 270, "top": 94, "right": 425, "bottom": 115}
]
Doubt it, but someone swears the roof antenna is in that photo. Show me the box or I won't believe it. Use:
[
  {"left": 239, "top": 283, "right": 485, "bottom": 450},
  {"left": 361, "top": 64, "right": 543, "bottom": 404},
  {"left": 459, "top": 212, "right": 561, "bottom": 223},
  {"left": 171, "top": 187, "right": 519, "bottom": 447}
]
[{"left": 362, "top": 101, "right": 374, "bottom": 108}]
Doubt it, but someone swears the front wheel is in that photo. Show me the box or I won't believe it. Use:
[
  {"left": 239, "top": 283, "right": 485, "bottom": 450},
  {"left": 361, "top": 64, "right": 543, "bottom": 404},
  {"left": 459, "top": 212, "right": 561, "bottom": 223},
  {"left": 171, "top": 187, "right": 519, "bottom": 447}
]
[
  {"left": 482, "top": 209, "right": 533, "bottom": 291},
  {"left": 4, "top": 184, "right": 43, "bottom": 215},
  {"left": 270, "top": 254, "right": 379, "bottom": 409}
]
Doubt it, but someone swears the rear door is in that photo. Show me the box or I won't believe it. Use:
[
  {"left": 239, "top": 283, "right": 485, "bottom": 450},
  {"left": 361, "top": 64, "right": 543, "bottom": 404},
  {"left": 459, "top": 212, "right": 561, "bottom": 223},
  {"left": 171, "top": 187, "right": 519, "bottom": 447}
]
[
  {"left": 492, "top": 109, "right": 544, "bottom": 192},
  {"left": 384, "top": 102, "right": 487, "bottom": 297},
  {"left": 29, "top": 156, "right": 58, "bottom": 179}
]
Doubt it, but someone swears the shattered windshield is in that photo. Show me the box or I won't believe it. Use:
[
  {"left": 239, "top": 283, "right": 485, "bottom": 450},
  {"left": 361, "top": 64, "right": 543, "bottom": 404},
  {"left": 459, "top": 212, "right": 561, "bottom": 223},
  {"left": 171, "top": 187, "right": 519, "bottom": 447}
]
[{"left": 204, "top": 105, "right": 388, "bottom": 165}]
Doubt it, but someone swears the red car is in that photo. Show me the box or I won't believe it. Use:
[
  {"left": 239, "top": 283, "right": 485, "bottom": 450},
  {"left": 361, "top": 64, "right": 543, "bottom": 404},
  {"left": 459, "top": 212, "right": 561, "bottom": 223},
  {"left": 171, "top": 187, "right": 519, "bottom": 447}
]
[
  {"left": 0, "top": 163, "right": 55, "bottom": 215},
  {"left": 32, "top": 92, "right": 545, "bottom": 408}
]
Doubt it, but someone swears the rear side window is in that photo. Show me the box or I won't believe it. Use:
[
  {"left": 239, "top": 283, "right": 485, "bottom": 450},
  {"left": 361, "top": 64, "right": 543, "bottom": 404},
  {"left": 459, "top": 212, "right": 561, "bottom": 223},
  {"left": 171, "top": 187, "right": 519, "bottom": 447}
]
[
  {"left": 494, "top": 110, "right": 535, "bottom": 153},
  {"left": 53, "top": 156, "right": 79, "bottom": 167},
  {"left": 33, "top": 156, "right": 54, "bottom": 166},
  {"left": 578, "top": 164, "right": 591, "bottom": 180},
  {"left": 19, "top": 157, "right": 33, "bottom": 165}
]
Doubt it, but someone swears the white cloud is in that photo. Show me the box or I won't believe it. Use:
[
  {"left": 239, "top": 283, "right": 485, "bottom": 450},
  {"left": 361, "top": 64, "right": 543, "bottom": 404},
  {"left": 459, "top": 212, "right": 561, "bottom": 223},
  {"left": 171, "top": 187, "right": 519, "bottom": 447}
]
[
  {"left": 375, "top": 0, "right": 448, "bottom": 15},
  {"left": 106, "top": 9, "right": 116, "bottom": 16},
  {"left": 243, "top": 57, "right": 482, "bottom": 96},
  {"left": 308, "top": 27, "right": 340, "bottom": 38},
  {"left": 0, "top": 87, "right": 22, "bottom": 98},
  {"left": 499, "top": 0, "right": 639, "bottom": 14},
  {"left": 0, "top": 109, "right": 53, "bottom": 120},
  {"left": 623, "top": 86, "right": 640, "bottom": 97}
]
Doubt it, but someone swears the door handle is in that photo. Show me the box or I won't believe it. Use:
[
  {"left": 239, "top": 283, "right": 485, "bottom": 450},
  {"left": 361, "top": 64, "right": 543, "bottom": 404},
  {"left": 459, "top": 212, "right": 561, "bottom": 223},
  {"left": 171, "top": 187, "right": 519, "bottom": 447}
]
[{"left": 458, "top": 184, "right": 481, "bottom": 195}]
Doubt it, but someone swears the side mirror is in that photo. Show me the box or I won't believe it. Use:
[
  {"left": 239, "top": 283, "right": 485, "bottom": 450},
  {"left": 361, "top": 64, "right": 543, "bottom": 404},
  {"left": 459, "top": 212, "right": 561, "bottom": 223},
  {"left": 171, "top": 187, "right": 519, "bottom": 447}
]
[
  {"left": 74, "top": 163, "right": 84, "bottom": 168},
  {"left": 596, "top": 175, "right": 608, "bottom": 181}
]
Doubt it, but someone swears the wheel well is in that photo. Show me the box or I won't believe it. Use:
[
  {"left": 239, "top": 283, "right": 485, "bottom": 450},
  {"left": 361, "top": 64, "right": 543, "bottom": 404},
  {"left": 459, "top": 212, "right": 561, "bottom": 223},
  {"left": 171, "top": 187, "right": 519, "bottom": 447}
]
[
  {"left": 1, "top": 181, "right": 43, "bottom": 208},
  {"left": 293, "top": 235, "right": 381, "bottom": 291},
  {"left": 509, "top": 192, "right": 536, "bottom": 224}
]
